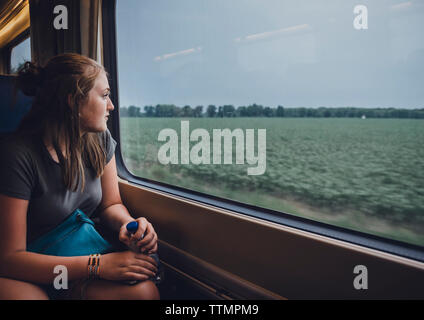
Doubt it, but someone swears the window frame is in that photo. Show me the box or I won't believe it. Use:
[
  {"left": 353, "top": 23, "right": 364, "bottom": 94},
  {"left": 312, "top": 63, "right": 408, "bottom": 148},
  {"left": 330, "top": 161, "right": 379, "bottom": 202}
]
[
  {"left": 102, "top": 0, "right": 424, "bottom": 262},
  {"left": 6, "top": 28, "right": 30, "bottom": 74}
]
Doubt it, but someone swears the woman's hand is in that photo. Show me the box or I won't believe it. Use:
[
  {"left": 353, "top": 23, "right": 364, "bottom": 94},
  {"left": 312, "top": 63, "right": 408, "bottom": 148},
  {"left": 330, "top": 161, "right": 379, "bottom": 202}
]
[
  {"left": 118, "top": 217, "right": 158, "bottom": 254},
  {"left": 100, "top": 250, "right": 158, "bottom": 281}
]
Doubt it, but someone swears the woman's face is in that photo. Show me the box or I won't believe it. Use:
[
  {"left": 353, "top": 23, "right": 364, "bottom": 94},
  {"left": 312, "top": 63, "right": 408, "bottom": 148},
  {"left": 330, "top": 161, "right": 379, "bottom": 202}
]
[{"left": 79, "top": 71, "right": 114, "bottom": 133}]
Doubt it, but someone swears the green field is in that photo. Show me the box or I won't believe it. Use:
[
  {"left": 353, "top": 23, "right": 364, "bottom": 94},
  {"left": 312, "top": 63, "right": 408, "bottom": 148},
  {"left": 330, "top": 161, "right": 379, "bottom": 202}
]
[{"left": 120, "top": 117, "right": 424, "bottom": 246}]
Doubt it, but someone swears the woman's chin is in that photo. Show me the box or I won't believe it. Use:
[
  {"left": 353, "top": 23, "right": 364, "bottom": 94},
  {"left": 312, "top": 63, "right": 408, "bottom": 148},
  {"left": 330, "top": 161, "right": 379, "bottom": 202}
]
[
  {"left": 97, "top": 124, "right": 108, "bottom": 132},
  {"left": 81, "top": 124, "right": 107, "bottom": 133}
]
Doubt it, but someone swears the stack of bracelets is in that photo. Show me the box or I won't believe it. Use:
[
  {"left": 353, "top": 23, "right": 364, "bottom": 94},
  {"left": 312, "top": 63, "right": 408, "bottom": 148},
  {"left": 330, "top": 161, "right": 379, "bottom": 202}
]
[{"left": 88, "top": 254, "right": 101, "bottom": 279}]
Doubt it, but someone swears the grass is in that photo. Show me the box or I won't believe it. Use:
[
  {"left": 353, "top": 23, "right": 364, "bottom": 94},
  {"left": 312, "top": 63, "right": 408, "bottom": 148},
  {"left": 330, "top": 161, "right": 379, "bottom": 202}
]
[{"left": 119, "top": 117, "right": 424, "bottom": 246}]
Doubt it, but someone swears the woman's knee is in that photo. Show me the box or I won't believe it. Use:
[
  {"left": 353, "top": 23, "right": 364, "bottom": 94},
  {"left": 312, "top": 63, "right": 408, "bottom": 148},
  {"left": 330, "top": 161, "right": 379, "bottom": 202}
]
[
  {"left": 125, "top": 280, "right": 160, "bottom": 300},
  {"left": 0, "top": 277, "right": 49, "bottom": 300},
  {"left": 83, "top": 279, "right": 160, "bottom": 300}
]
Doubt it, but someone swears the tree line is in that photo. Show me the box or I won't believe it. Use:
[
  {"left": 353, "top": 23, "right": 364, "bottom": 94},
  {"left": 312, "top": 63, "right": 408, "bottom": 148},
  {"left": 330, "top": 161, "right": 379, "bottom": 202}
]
[{"left": 119, "top": 104, "right": 424, "bottom": 119}]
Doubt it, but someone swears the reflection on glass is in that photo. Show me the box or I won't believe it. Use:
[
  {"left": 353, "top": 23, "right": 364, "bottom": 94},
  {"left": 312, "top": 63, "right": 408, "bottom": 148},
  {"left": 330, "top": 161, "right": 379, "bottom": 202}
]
[{"left": 10, "top": 37, "right": 31, "bottom": 73}]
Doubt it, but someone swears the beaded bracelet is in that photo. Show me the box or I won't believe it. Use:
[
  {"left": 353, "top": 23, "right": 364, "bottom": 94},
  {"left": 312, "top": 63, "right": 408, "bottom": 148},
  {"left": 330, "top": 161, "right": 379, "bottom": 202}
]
[{"left": 88, "top": 253, "right": 101, "bottom": 279}]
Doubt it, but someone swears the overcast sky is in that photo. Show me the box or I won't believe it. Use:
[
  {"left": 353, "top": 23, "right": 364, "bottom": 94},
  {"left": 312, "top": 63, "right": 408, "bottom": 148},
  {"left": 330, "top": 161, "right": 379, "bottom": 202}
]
[{"left": 115, "top": 0, "right": 424, "bottom": 109}]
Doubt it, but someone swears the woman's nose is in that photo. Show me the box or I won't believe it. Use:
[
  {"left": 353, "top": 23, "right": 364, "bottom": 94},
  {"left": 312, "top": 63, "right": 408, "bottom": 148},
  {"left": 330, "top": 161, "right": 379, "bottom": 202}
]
[{"left": 107, "top": 97, "right": 115, "bottom": 111}]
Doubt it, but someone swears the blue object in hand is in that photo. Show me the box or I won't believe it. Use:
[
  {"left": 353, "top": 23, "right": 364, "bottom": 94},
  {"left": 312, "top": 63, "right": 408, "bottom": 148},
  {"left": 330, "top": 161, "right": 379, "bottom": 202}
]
[
  {"left": 126, "top": 221, "right": 144, "bottom": 240},
  {"left": 125, "top": 220, "right": 163, "bottom": 284},
  {"left": 126, "top": 221, "right": 139, "bottom": 234}
]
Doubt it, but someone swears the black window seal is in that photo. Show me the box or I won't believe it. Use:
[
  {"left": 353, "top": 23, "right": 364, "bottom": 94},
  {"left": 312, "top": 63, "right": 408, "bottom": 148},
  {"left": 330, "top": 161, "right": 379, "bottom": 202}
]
[{"left": 102, "top": 0, "right": 424, "bottom": 263}]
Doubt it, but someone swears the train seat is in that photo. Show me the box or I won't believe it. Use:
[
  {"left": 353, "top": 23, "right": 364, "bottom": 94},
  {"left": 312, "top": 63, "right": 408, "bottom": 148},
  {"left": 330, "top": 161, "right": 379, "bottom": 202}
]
[{"left": 0, "top": 75, "right": 32, "bottom": 138}]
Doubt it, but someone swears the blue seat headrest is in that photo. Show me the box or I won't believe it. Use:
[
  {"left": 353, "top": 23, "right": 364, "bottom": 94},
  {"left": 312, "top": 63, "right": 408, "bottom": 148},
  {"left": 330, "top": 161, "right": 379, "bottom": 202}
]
[{"left": 0, "top": 75, "right": 33, "bottom": 133}]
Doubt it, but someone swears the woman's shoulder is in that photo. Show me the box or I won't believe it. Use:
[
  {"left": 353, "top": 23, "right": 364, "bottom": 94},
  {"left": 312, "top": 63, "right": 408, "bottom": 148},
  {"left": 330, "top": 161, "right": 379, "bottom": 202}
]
[
  {"left": 0, "top": 133, "right": 40, "bottom": 200},
  {"left": 97, "top": 128, "right": 117, "bottom": 163},
  {"left": 0, "top": 133, "right": 40, "bottom": 164}
]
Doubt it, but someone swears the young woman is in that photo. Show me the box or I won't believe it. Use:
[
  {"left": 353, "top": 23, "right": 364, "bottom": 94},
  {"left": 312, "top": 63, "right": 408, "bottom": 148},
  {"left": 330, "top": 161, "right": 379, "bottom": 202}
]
[{"left": 0, "top": 53, "right": 160, "bottom": 300}]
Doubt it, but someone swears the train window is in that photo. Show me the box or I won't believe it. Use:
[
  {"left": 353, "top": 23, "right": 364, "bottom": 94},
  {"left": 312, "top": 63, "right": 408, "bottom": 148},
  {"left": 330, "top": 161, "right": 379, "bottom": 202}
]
[
  {"left": 10, "top": 36, "right": 31, "bottom": 73},
  {"left": 115, "top": 0, "right": 424, "bottom": 246}
]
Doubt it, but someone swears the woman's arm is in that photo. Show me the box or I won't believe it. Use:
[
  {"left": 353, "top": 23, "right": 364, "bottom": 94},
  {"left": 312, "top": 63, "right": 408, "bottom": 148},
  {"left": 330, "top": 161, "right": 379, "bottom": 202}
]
[
  {"left": 96, "top": 154, "right": 134, "bottom": 231},
  {"left": 96, "top": 155, "right": 158, "bottom": 253},
  {"left": 0, "top": 192, "right": 157, "bottom": 284},
  {"left": 0, "top": 194, "right": 88, "bottom": 284}
]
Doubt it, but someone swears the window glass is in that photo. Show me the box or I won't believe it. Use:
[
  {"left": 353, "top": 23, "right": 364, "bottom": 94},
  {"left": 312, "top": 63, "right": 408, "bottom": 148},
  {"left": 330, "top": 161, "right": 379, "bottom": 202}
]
[
  {"left": 10, "top": 37, "right": 31, "bottom": 73},
  {"left": 116, "top": 0, "right": 424, "bottom": 246}
]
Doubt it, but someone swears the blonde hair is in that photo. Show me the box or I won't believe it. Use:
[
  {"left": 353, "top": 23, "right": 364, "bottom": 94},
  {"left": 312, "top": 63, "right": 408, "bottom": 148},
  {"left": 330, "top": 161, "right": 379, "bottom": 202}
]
[{"left": 15, "top": 53, "right": 108, "bottom": 192}]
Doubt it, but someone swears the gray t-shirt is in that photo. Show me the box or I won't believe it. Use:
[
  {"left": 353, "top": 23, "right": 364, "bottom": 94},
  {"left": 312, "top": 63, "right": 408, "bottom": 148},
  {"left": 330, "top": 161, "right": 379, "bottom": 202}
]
[{"left": 0, "top": 129, "right": 117, "bottom": 243}]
